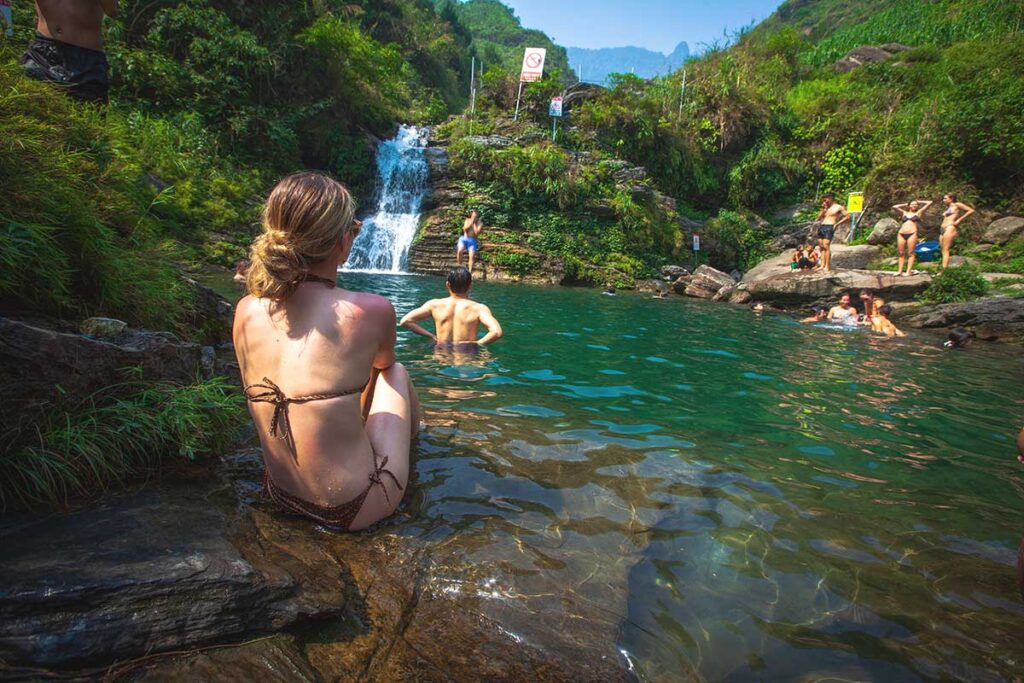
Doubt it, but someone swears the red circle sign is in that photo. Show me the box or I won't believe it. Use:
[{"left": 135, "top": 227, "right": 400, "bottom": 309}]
[{"left": 525, "top": 52, "right": 543, "bottom": 68}]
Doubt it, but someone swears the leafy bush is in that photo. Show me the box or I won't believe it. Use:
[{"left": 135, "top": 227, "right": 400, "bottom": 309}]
[
  {"left": 918, "top": 265, "right": 990, "bottom": 304},
  {"left": 0, "top": 377, "right": 245, "bottom": 509}
]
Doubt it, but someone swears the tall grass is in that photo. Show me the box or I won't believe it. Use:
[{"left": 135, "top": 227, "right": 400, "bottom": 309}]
[
  {"left": 0, "top": 376, "right": 246, "bottom": 510},
  {"left": 0, "top": 54, "right": 193, "bottom": 330},
  {"left": 806, "top": 0, "right": 1024, "bottom": 66}
]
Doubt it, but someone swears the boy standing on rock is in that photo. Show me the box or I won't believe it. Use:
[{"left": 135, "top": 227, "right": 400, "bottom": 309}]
[{"left": 400, "top": 267, "right": 503, "bottom": 347}]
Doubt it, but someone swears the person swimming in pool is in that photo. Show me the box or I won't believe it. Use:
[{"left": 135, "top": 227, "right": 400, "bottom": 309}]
[
  {"left": 871, "top": 304, "right": 905, "bottom": 337},
  {"left": 456, "top": 210, "right": 483, "bottom": 272},
  {"left": 891, "top": 198, "right": 932, "bottom": 276},
  {"left": 814, "top": 193, "right": 851, "bottom": 273},
  {"left": 800, "top": 306, "right": 827, "bottom": 323},
  {"left": 827, "top": 293, "right": 858, "bottom": 325},
  {"left": 399, "top": 266, "right": 503, "bottom": 347}
]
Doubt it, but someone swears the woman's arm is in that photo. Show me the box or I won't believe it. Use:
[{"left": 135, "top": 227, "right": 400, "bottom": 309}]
[
  {"left": 954, "top": 202, "right": 975, "bottom": 226},
  {"left": 892, "top": 203, "right": 907, "bottom": 212},
  {"left": 915, "top": 200, "right": 933, "bottom": 216},
  {"left": 372, "top": 302, "right": 398, "bottom": 369}
]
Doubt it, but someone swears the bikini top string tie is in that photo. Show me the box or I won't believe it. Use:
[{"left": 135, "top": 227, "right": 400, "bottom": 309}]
[{"left": 243, "top": 377, "right": 294, "bottom": 441}]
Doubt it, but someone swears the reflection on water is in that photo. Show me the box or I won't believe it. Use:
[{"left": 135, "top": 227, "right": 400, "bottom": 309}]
[{"left": 209, "top": 272, "right": 1024, "bottom": 680}]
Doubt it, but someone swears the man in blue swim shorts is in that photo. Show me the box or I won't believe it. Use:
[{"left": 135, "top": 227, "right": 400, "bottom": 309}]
[
  {"left": 456, "top": 210, "right": 483, "bottom": 272},
  {"left": 813, "top": 193, "right": 850, "bottom": 273}
]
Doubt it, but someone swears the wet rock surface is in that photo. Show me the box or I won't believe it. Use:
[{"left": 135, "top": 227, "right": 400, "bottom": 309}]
[{"left": 0, "top": 449, "right": 629, "bottom": 681}]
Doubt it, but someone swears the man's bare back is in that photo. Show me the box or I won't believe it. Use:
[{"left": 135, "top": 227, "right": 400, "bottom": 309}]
[
  {"left": 399, "top": 267, "right": 502, "bottom": 346},
  {"left": 35, "top": 0, "right": 116, "bottom": 50}
]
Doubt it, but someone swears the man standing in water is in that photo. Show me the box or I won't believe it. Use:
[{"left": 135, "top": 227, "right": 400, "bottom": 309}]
[
  {"left": 21, "top": 0, "right": 118, "bottom": 103},
  {"left": 456, "top": 210, "right": 483, "bottom": 272},
  {"left": 399, "top": 267, "right": 503, "bottom": 346},
  {"left": 814, "top": 193, "right": 850, "bottom": 273}
]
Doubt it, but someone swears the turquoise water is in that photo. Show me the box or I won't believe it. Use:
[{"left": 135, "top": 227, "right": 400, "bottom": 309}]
[{"left": 217, "top": 272, "right": 1024, "bottom": 680}]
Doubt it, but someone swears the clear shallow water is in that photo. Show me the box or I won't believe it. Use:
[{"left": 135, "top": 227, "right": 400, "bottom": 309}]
[{"left": 214, "top": 273, "right": 1024, "bottom": 680}]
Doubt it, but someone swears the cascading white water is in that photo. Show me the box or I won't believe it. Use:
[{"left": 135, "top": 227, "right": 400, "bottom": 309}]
[{"left": 343, "top": 125, "right": 429, "bottom": 273}]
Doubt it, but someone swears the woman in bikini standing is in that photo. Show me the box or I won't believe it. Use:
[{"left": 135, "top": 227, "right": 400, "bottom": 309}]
[
  {"left": 891, "top": 199, "right": 932, "bottom": 276},
  {"left": 939, "top": 193, "right": 975, "bottom": 269},
  {"left": 234, "top": 172, "right": 420, "bottom": 531}
]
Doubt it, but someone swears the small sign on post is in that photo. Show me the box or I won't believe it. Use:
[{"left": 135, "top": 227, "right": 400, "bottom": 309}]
[
  {"left": 549, "top": 96, "right": 563, "bottom": 141},
  {"left": 693, "top": 233, "right": 701, "bottom": 252},
  {"left": 847, "top": 191, "right": 865, "bottom": 241},
  {"left": 514, "top": 47, "right": 547, "bottom": 121}
]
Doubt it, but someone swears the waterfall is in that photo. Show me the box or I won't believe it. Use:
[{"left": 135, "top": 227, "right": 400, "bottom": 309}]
[{"left": 343, "top": 125, "right": 429, "bottom": 273}]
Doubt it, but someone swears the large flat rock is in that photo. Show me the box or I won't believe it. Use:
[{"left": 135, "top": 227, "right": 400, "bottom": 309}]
[
  {"left": 0, "top": 474, "right": 340, "bottom": 669},
  {"left": 742, "top": 245, "right": 881, "bottom": 284},
  {"left": 0, "top": 450, "right": 629, "bottom": 680},
  {"left": 742, "top": 269, "right": 932, "bottom": 306}
]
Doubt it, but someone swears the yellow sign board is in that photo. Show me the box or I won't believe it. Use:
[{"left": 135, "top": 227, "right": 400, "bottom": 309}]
[{"left": 847, "top": 192, "right": 864, "bottom": 213}]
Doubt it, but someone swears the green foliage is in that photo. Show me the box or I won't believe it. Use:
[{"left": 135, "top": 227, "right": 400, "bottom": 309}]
[
  {"left": 486, "top": 248, "right": 540, "bottom": 276},
  {"left": 0, "top": 58, "right": 191, "bottom": 330},
  {"left": 820, "top": 140, "right": 868, "bottom": 194},
  {"left": 918, "top": 265, "right": 991, "bottom": 304},
  {"left": 0, "top": 377, "right": 245, "bottom": 510},
  {"left": 699, "top": 210, "right": 772, "bottom": 272}
]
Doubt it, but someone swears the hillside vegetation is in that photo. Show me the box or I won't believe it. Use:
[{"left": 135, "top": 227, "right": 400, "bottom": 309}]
[{"left": 437, "top": 0, "right": 1024, "bottom": 280}]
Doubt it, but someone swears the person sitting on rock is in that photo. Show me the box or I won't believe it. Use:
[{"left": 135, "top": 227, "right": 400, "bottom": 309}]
[
  {"left": 814, "top": 193, "right": 851, "bottom": 272},
  {"left": 827, "top": 293, "right": 858, "bottom": 325},
  {"left": 871, "top": 304, "right": 905, "bottom": 337},
  {"left": 456, "top": 210, "right": 483, "bottom": 272},
  {"left": 235, "top": 171, "right": 420, "bottom": 531},
  {"left": 399, "top": 266, "right": 503, "bottom": 348}
]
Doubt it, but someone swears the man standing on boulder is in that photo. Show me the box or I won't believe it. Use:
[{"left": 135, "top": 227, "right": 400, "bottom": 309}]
[
  {"left": 814, "top": 193, "right": 850, "bottom": 273},
  {"left": 21, "top": 0, "right": 118, "bottom": 104}
]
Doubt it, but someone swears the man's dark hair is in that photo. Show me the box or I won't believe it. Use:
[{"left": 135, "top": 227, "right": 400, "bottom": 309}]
[
  {"left": 948, "top": 327, "right": 975, "bottom": 347},
  {"left": 823, "top": 192, "right": 835, "bottom": 201},
  {"left": 447, "top": 266, "right": 472, "bottom": 294},
  {"left": 810, "top": 306, "right": 824, "bottom": 314},
  {"left": 878, "top": 304, "right": 893, "bottom": 316}
]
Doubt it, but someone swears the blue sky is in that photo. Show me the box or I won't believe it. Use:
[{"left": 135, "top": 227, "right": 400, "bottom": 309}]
[{"left": 500, "top": 0, "right": 783, "bottom": 54}]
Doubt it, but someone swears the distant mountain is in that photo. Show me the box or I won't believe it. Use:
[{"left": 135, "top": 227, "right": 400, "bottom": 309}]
[{"left": 566, "top": 42, "right": 690, "bottom": 83}]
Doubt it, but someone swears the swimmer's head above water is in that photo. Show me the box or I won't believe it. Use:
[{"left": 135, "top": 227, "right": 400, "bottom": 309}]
[
  {"left": 944, "top": 327, "right": 975, "bottom": 349},
  {"left": 447, "top": 265, "right": 472, "bottom": 296}
]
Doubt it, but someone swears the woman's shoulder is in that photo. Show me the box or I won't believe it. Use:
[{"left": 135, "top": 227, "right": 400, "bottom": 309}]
[{"left": 342, "top": 289, "right": 395, "bottom": 317}]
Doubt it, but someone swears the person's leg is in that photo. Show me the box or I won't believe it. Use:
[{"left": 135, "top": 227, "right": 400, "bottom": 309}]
[
  {"left": 468, "top": 246, "right": 476, "bottom": 272},
  {"left": 822, "top": 239, "right": 831, "bottom": 271},
  {"left": 896, "top": 234, "right": 907, "bottom": 275},
  {"left": 351, "top": 363, "right": 417, "bottom": 529},
  {"left": 456, "top": 243, "right": 465, "bottom": 265},
  {"left": 940, "top": 228, "right": 956, "bottom": 268},
  {"left": 905, "top": 234, "right": 918, "bottom": 275}
]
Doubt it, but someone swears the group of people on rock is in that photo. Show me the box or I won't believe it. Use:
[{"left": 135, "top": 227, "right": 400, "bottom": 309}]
[
  {"left": 891, "top": 193, "right": 975, "bottom": 274},
  {"left": 802, "top": 192, "right": 975, "bottom": 277}
]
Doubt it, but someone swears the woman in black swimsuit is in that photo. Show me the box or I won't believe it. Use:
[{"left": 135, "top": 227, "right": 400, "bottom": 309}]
[{"left": 891, "top": 199, "right": 932, "bottom": 276}]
